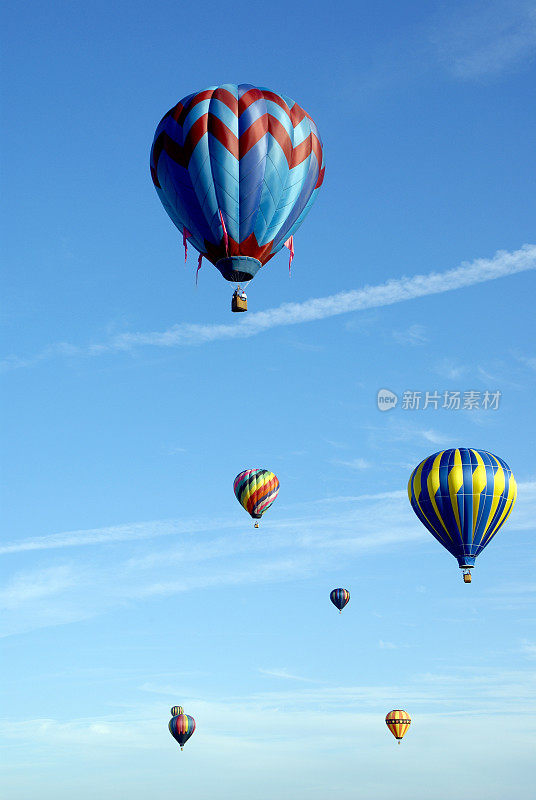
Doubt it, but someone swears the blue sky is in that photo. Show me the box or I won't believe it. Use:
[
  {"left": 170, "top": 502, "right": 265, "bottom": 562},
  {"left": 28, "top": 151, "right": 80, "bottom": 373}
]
[{"left": 1, "top": 0, "right": 535, "bottom": 797}]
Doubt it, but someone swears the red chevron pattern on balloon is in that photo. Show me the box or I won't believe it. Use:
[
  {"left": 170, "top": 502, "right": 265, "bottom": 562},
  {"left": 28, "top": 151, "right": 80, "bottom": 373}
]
[{"left": 150, "top": 83, "right": 325, "bottom": 284}]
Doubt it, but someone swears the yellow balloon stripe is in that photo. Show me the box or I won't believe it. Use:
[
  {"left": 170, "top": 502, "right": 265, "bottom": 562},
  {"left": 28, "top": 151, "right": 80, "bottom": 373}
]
[
  {"left": 410, "top": 461, "right": 449, "bottom": 545},
  {"left": 470, "top": 449, "right": 488, "bottom": 541},
  {"left": 427, "top": 451, "right": 454, "bottom": 543},
  {"left": 482, "top": 474, "right": 517, "bottom": 547},
  {"left": 448, "top": 449, "right": 463, "bottom": 537}
]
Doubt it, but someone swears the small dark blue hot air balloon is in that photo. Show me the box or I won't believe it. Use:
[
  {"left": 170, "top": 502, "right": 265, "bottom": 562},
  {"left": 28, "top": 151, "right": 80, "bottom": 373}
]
[
  {"left": 169, "top": 706, "right": 196, "bottom": 751},
  {"left": 330, "top": 588, "right": 350, "bottom": 613},
  {"left": 408, "top": 448, "right": 517, "bottom": 582},
  {"left": 150, "top": 84, "right": 325, "bottom": 310}
]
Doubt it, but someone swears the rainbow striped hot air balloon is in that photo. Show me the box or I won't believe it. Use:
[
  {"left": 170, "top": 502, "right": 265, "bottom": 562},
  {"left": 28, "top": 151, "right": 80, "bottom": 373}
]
[
  {"left": 150, "top": 84, "right": 325, "bottom": 308},
  {"left": 408, "top": 448, "right": 517, "bottom": 582},
  {"left": 169, "top": 706, "right": 196, "bottom": 751},
  {"left": 330, "top": 588, "right": 350, "bottom": 613},
  {"left": 386, "top": 710, "right": 411, "bottom": 744},
  {"left": 234, "top": 469, "right": 279, "bottom": 528}
]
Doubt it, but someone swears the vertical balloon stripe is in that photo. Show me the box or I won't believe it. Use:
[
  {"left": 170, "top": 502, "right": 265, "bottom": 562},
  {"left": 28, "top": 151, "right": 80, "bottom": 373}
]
[
  {"left": 427, "top": 452, "right": 455, "bottom": 543},
  {"left": 483, "top": 476, "right": 516, "bottom": 547},
  {"left": 472, "top": 451, "right": 496, "bottom": 545},
  {"left": 447, "top": 449, "right": 463, "bottom": 536},
  {"left": 409, "top": 461, "right": 449, "bottom": 546},
  {"left": 471, "top": 450, "right": 487, "bottom": 538}
]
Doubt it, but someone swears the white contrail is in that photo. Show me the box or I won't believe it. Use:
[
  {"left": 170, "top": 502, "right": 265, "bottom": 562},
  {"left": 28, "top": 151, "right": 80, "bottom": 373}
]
[
  {"left": 97, "top": 243, "right": 536, "bottom": 349},
  {"left": 2, "top": 244, "right": 535, "bottom": 368}
]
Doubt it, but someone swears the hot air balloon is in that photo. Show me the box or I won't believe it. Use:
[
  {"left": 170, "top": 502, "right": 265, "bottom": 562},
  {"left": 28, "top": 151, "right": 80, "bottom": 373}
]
[
  {"left": 169, "top": 706, "right": 196, "bottom": 751},
  {"left": 234, "top": 469, "right": 279, "bottom": 528},
  {"left": 385, "top": 710, "right": 411, "bottom": 744},
  {"left": 150, "top": 84, "right": 325, "bottom": 310},
  {"left": 408, "top": 448, "right": 517, "bottom": 582},
  {"left": 330, "top": 588, "right": 350, "bottom": 613}
]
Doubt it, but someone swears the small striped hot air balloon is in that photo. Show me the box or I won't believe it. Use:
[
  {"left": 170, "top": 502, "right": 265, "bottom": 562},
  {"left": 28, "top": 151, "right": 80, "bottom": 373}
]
[
  {"left": 169, "top": 706, "right": 196, "bottom": 751},
  {"left": 234, "top": 469, "right": 279, "bottom": 528},
  {"left": 385, "top": 710, "right": 411, "bottom": 744},
  {"left": 330, "top": 588, "right": 350, "bottom": 613},
  {"left": 408, "top": 448, "right": 517, "bottom": 582}
]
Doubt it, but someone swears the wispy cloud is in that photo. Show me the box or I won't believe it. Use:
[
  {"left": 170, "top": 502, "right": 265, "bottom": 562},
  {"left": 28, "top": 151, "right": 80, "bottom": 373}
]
[
  {"left": 364, "top": 418, "right": 456, "bottom": 449},
  {"left": 434, "top": 358, "right": 469, "bottom": 380},
  {"left": 0, "top": 489, "right": 424, "bottom": 635},
  {"left": 4, "top": 482, "right": 534, "bottom": 558},
  {"left": 2, "top": 689, "right": 534, "bottom": 800},
  {"left": 2, "top": 245, "right": 534, "bottom": 370},
  {"left": 515, "top": 353, "right": 536, "bottom": 372},
  {"left": 2, "top": 482, "right": 534, "bottom": 635},
  {"left": 0, "top": 488, "right": 413, "bottom": 558},
  {"left": 521, "top": 640, "right": 536, "bottom": 658},
  {"left": 259, "top": 668, "right": 319, "bottom": 683},
  {"left": 393, "top": 323, "right": 428, "bottom": 346},
  {"left": 0, "top": 565, "right": 77, "bottom": 609},
  {"left": 378, "top": 640, "right": 398, "bottom": 650},
  {"left": 420, "top": 429, "right": 447, "bottom": 445},
  {"left": 332, "top": 457, "right": 371, "bottom": 470},
  {"left": 431, "top": 1, "right": 536, "bottom": 80},
  {"left": 0, "top": 518, "right": 213, "bottom": 555}
]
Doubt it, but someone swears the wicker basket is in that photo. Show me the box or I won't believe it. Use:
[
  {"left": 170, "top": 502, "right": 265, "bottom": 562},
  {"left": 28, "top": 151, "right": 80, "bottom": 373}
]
[{"left": 232, "top": 294, "right": 247, "bottom": 312}]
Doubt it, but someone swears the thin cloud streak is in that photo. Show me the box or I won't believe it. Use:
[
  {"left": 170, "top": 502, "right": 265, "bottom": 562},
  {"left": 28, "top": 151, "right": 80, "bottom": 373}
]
[
  {"left": 258, "top": 668, "right": 319, "bottom": 683},
  {"left": 98, "top": 245, "right": 536, "bottom": 348},
  {"left": 2, "top": 482, "right": 533, "bottom": 557},
  {"left": 431, "top": 1, "right": 536, "bottom": 80},
  {"left": 2, "top": 245, "right": 535, "bottom": 369}
]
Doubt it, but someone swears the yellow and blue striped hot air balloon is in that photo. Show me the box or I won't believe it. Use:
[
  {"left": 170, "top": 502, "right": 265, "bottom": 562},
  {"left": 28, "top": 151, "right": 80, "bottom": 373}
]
[
  {"left": 408, "top": 448, "right": 517, "bottom": 581},
  {"left": 234, "top": 469, "right": 279, "bottom": 528}
]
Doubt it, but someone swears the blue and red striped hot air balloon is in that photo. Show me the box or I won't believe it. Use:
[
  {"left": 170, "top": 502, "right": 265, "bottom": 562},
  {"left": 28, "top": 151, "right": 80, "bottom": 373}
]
[{"left": 150, "top": 84, "right": 325, "bottom": 306}]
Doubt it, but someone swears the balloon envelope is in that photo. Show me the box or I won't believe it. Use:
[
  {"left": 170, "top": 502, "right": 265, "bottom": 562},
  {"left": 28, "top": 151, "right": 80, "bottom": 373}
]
[
  {"left": 150, "top": 84, "right": 325, "bottom": 283},
  {"left": 330, "top": 588, "right": 350, "bottom": 611},
  {"left": 169, "top": 712, "right": 196, "bottom": 749},
  {"left": 385, "top": 710, "right": 411, "bottom": 741},
  {"left": 234, "top": 469, "right": 279, "bottom": 519},
  {"left": 408, "top": 448, "right": 516, "bottom": 568}
]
